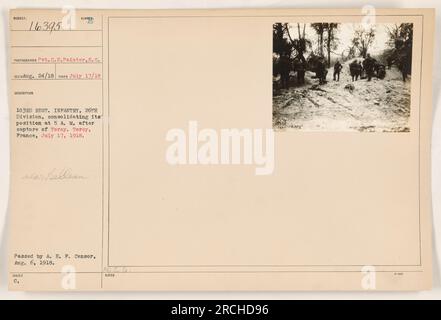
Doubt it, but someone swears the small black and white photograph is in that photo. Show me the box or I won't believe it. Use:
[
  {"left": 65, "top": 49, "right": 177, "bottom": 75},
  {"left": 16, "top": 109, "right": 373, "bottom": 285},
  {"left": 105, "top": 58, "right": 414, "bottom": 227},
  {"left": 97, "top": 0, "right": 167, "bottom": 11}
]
[{"left": 272, "top": 22, "right": 413, "bottom": 132}]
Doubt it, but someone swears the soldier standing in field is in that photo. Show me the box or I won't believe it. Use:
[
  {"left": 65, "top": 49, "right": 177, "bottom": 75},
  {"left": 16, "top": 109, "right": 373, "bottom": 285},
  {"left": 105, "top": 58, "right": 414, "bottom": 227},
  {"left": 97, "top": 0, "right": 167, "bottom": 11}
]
[
  {"left": 316, "top": 57, "right": 327, "bottom": 84},
  {"left": 349, "top": 59, "right": 361, "bottom": 81},
  {"left": 363, "top": 54, "right": 376, "bottom": 81},
  {"left": 293, "top": 57, "right": 306, "bottom": 85},
  {"left": 333, "top": 60, "right": 343, "bottom": 81},
  {"left": 358, "top": 61, "right": 363, "bottom": 79},
  {"left": 279, "top": 54, "right": 291, "bottom": 89}
]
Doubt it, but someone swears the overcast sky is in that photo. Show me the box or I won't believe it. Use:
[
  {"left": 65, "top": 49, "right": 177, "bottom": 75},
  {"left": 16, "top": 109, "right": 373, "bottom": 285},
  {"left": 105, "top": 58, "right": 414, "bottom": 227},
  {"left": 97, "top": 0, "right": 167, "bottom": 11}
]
[{"left": 287, "top": 23, "right": 393, "bottom": 56}]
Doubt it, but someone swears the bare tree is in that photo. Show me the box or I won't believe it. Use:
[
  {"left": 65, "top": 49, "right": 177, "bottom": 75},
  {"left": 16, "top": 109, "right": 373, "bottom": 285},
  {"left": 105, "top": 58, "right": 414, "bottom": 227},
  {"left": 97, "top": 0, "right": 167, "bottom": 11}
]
[
  {"left": 351, "top": 27, "right": 376, "bottom": 58},
  {"left": 325, "top": 23, "right": 339, "bottom": 67},
  {"left": 386, "top": 23, "right": 413, "bottom": 47},
  {"left": 311, "top": 23, "right": 326, "bottom": 56},
  {"left": 284, "top": 23, "right": 310, "bottom": 62}
]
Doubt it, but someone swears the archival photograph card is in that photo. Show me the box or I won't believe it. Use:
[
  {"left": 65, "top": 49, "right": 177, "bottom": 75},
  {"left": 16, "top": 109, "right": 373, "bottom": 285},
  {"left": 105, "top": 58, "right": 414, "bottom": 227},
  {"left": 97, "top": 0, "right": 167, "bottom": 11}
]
[{"left": 8, "top": 8, "right": 434, "bottom": 291}]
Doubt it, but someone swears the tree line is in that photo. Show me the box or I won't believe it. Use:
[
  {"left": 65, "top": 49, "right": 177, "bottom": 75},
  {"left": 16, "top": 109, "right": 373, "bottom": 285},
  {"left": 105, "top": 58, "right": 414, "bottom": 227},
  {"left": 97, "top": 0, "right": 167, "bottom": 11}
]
[{"left": 273, "top": 22, "right": 413, "bottom": 87}]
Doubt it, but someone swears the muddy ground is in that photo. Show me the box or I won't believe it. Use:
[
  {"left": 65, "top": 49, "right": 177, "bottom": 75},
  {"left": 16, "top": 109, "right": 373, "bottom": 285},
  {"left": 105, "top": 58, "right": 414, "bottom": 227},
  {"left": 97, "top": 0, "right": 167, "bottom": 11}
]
[{"left": 273, "top": 60, "right": 411, "bottom": 132}]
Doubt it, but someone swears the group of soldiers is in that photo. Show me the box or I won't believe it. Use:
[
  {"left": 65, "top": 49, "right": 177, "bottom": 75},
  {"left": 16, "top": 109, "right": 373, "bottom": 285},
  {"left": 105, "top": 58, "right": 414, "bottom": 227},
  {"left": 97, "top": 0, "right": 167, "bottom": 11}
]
[
  {"left": 275, "top": 52, "right": 392, "bottom": 90},
  {"left": 276, "top": 54, "right": 328, "bottom": 88},
  {"left": 347, "top": 54, "right": 385, "bottom": 82},
  {"left": 318, "top": 54, "right": 382, "bottom": 85},
  {"left": 275, "top": 54, "right": 309, "bottom": 88}
]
